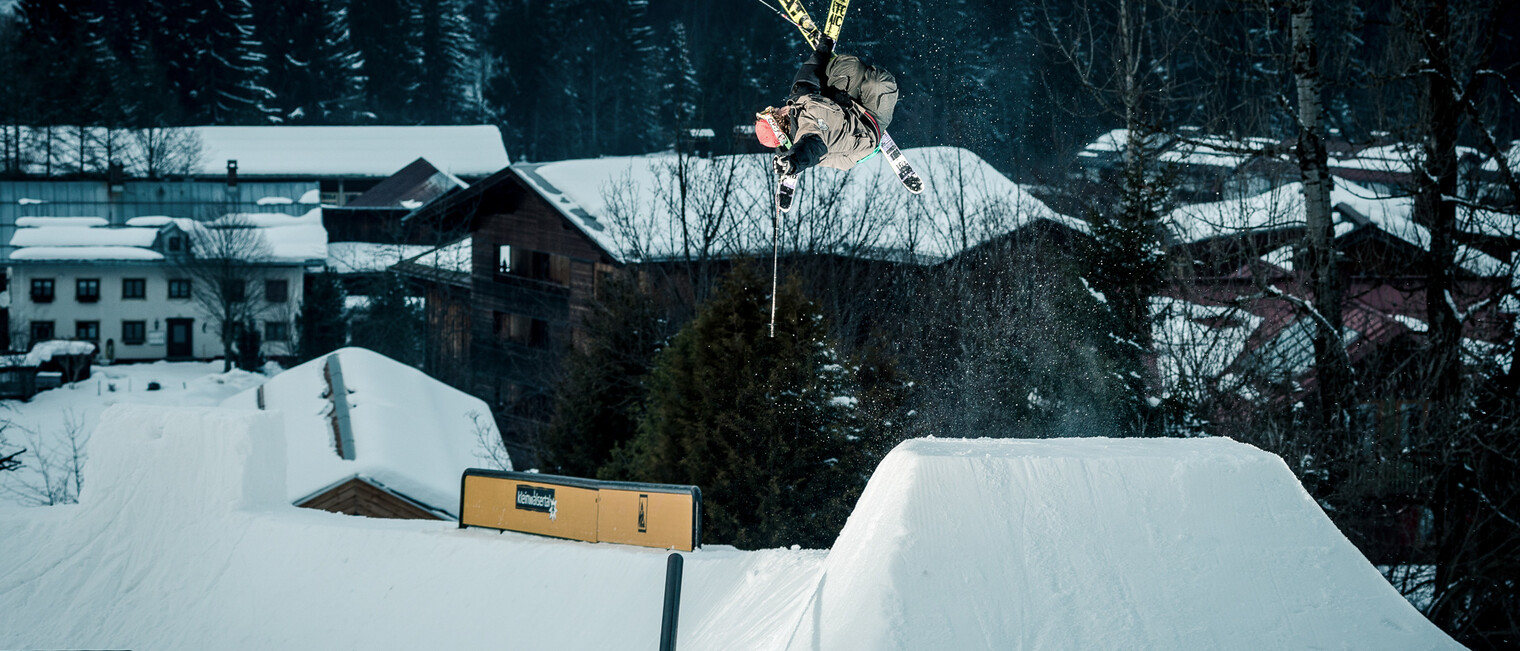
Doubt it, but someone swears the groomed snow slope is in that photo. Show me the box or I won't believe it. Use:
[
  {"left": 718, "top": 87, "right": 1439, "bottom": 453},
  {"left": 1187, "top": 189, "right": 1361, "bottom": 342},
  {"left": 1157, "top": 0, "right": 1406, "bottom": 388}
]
[
  {"left": 784, "top": 437, "right": 1459, "bottom": 650},
  {"left": 0, "top": 405, "right": 822, "bottom": 651},
  {"left": 0, "top": 409, "right": 1456, "bottom": 649}
]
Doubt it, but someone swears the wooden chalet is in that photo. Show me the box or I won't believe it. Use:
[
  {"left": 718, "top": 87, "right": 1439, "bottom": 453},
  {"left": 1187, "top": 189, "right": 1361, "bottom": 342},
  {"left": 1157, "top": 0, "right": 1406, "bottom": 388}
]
[{"left": 395, "top": 148, "right": 1088, "bottom": 465}]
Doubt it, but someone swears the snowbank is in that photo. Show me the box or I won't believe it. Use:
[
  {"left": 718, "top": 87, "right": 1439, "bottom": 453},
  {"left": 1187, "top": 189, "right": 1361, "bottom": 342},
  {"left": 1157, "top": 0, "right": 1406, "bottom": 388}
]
[
  {"left": 785, "top": 437, "right": 1459, "bottom": 650},
  {"left": 221, "top": 347, "right": 507, "bottom": 515}
]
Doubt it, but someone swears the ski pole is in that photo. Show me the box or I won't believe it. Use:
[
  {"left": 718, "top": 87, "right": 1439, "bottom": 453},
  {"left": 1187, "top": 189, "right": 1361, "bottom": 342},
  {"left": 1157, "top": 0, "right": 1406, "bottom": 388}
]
[
  {"left": 752, "top": 0, "right": 815, "bottom": 43},
  {"left": 770, "top": 201, "right": 780, "bottom": 338}
]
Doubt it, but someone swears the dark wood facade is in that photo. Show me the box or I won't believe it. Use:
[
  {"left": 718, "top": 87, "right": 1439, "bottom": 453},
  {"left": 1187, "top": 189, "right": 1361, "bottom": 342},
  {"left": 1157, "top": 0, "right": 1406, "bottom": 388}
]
[
  {"left": 296, "top": 477, "right": 445, "bottom": 520},
  {"left": 399, "top": 170, "right": 619, "bottom": 465}
]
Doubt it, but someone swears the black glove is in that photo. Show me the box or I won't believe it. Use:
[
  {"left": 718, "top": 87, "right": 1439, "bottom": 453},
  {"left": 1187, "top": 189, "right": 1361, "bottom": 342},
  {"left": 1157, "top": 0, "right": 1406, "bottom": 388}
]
[
  {"left": 774, "top": 153, "right": 797, "bottom": 177},
  {"left": 816, "top": 34, "right": 835, "bottom": 57}
]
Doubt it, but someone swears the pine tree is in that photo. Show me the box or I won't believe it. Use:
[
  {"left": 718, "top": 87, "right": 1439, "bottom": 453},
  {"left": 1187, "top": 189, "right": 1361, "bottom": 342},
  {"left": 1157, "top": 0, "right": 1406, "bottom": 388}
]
[
  {"left": 297, "top": 271, "right": 348, "bottom": 363},
  {"left": 660, "top": 21, "right": 700, "bottom": 138},
  {"left": 350, "top": 273, "right": 422, "bottom": 366},
  {"left": 349, "top": 0, "right": 423, "bottom": 123},
  {"left": 148, "top": 0, "right": 273, "bottom": 124},
  {"left": 542, "top": 273, "right": 671, "bottom": 477},
  {"left": 11, "top": 0, "right": 98, "bottom": 125},
  {"left": 1083, "top": 147, "right": 1168, "bottom": 435},
  {"left": 414, "top": 0, "right": 478, "bottom": 123},
  {"left": 604, "top": 265, "right": 868, "bottom": 550},
  {"left": 253, "top": 0, "right": 366, "bottom": 124}
]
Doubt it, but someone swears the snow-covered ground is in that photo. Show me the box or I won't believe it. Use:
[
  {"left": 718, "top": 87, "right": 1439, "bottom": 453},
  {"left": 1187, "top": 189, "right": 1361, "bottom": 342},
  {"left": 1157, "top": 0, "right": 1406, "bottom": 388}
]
[
  {"left": 0, "top": 360, "right": 267, "bottom": 506},
  {"left": 0, "top": 395, "right": 1459, "bottom": 649}
]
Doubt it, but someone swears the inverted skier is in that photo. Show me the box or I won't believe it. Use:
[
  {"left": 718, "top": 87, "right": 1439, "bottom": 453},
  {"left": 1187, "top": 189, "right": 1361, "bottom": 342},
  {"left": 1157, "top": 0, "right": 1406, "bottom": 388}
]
[{"left": 754, "top": 35, "right": 899, "bottom": 177}]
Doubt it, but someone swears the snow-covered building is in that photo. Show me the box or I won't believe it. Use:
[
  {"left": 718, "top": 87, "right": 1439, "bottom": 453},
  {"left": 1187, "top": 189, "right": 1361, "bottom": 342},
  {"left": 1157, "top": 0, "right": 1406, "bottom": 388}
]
[
  {"left": 221, "top": 347, "right": 508, "bottom": 520},
  {"left": 0, "top": 125, "right": 509, "bottom": 258},
  {"left": 4, "top": 211, "right": 326, "bottom": 362},
  {"left": 1071, "top": 128, "right": 1500, "bottom": 205},
  {"left": 395, "top": 147, "right": 1085, "bottom": 462},
  {"left": 1155, "top": 178, "right": 1515, "bottom": 456}
]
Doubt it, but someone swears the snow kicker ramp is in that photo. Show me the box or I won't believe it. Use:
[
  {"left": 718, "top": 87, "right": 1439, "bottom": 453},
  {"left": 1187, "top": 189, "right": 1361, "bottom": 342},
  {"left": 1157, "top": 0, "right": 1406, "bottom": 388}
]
[{"left": 785, "top": 437, "right": 1459, "bottom": 650}]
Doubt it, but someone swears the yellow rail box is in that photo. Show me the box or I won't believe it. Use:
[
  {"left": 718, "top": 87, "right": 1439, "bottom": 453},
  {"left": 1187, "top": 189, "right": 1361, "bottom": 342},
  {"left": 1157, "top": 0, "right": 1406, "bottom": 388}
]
[{"left": 459, "top": 469, "right": 702, "bottom": 551}]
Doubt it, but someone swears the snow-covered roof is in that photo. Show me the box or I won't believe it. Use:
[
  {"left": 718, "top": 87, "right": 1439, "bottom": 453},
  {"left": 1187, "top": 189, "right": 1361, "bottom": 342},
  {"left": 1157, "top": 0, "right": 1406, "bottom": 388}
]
[
  {"left": 1480, "top": 140, "right": 1520, "bottom": 173},
  {"left": 1076, "top": 128, "right": 1131, "bottom": 157},
  {"left": 0, "top": 340, "right": 96, "bottom": 368},
  {"left": 1167, "top": 178, "right": 1510, "bottom": 276},
  {"left": 9, "top": 246, "right": 167, "bottom": 262},
  {"left": 342, "top": 157, "right": 467, "bottom": 208},
  {"left": 15, "top": 217, "right": 109, "bottom": 228},
  {"left": 221, "top": 347, "right": 508, "bottom": 516},
  {"left": 398, "top": 238, "right": 472, "bottom": 275},
  {"left": 1151, "top": 296, "right": 1263, "bottom": 400},
  {"left": 1156, "top": 135, "right": 1275, "bottom": 169},
  {"left": 515, "top": 147, "right": 1084, "bottom": 265},
  {"left": 327, "top": 242, "right": 440, "bottom": 275},
  {"left": 0, "top": 126, "right": 510, "bottom": 180},
  {"left": 11, "top": 225, "right": 160, "bottom": 248},
  {"left": 8, "top": 209, "right": 326, "bottom": 264},
  {"left": 191, "top": 126, "right": 510, "bottom": 178}
]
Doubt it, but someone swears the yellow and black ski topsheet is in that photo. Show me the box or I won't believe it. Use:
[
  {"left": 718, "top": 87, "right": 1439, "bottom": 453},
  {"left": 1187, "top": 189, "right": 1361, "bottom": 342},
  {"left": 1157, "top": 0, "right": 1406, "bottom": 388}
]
[
  {"left": 776, "top": 0, "right": 822, "bottom": 45},
  {"left": 824, "top": 0, "right": 849, "bottom": 42}
]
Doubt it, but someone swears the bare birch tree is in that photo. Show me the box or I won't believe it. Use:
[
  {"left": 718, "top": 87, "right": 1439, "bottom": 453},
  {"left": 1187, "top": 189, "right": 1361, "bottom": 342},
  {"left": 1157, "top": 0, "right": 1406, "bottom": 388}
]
[{"left": 180, "top": 215, "right": 276, "bottom": 371}]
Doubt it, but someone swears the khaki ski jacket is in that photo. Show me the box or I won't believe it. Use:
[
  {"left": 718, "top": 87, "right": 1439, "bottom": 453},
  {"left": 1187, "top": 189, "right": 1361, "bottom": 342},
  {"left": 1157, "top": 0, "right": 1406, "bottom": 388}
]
[{"left": 780, "top": 52, "right": 898, "bottom": 172}]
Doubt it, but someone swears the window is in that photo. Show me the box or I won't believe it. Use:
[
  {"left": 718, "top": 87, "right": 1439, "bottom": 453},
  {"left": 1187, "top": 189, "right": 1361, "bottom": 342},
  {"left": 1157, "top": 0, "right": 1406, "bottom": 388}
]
[
  {"left": 493, "top": 311, "right": 550, "bottom": 348},
  {"left": 30, "top": 321, "right": 54, "bottom": 343},
  {"left": 264, "top": 321, "right": 290, "bottom": 342},
  {"left": 265, "top": 279, "right": 289, "bottom": 303},
  {"left": 168, "top": 279, "right": 192, "bottom": 299},
  {"left": 75, "top": 321, "right": 99, "bottom": 343},
  {"left": 122, "top": 320, "right": 146, "bottom": 345},
  {"left": 122, "top": 278, "right": 146, "bottom": 300},
  {"left": 225, "top": 280, "right": 246, "bottom": 302},
  {"left": 30, "top": 278, "right": 54, "bottom": 303},
  {"left": 168, "top": 236, "right": 184, "bottom": 253},
  {"left": 497, "top": 245, "right": 571, "bottom": 286},
  {"left": 76, "top": 278, "right": 100, "bottom": 303}
]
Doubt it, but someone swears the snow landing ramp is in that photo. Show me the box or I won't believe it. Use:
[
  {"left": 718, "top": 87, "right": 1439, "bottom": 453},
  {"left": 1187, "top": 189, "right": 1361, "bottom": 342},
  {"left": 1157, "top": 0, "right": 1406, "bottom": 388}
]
[{"left": 784, "top": 437, "right": 1459, "bottom": 650}]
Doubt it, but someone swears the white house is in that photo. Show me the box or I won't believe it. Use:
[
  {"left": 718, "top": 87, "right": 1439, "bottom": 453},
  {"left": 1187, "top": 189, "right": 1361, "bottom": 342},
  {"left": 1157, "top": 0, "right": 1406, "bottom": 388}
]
[{"left": 5, "top": 211, "right": 326, "bottom": 362}]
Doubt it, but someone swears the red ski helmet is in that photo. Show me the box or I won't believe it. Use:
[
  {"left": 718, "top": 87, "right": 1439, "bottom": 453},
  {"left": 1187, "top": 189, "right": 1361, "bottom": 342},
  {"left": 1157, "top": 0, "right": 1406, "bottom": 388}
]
[
  {"left": 755, "top": 117, "right": 781, "bottom": 148},
  {"left": 755, "top": 107, "right": 791, "bottom": 149}
]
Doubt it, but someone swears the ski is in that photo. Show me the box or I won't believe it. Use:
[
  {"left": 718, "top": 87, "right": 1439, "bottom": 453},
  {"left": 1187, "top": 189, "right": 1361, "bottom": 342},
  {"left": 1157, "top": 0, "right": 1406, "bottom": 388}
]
[
  {"left": 777, "top": 172, "right": 799, "bottom": 212},
  {"left": 777, "top": 0, "right": 822, "bottom": 44},
  {"left": 823, "top": 0, "right": 849, "bottom": 41},
  {"left": 879, "top": 132, "right": 924, "bottom": 194},
  {"left": 787, "top": 0, "right": 924, "bottom": 196}
]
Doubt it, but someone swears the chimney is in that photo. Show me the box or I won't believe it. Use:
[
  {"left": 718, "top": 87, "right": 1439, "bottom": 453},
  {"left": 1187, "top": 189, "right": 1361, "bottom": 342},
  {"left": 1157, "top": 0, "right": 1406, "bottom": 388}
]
[{"left": 225, "top": 159, "right": 240, "bottom": 210}]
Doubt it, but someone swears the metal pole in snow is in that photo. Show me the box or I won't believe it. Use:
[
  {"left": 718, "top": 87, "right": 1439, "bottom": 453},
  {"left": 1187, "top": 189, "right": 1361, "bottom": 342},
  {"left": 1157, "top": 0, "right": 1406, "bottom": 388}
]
[{"left": 659, "top": 553, "right": 684, "bottom": 651}]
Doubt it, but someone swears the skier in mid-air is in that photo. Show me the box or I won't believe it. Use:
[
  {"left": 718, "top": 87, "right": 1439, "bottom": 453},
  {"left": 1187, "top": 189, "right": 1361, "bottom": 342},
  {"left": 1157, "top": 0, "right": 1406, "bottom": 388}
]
[{"left": 754, "top": 35, "right": 899, "bottom": 177}]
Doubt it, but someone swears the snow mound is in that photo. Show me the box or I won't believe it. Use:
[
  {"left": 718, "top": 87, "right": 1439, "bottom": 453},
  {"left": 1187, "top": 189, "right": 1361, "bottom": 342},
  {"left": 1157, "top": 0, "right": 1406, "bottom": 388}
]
[{"left": 786, "top": 437, "right": 1459, "bottom": 650}]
